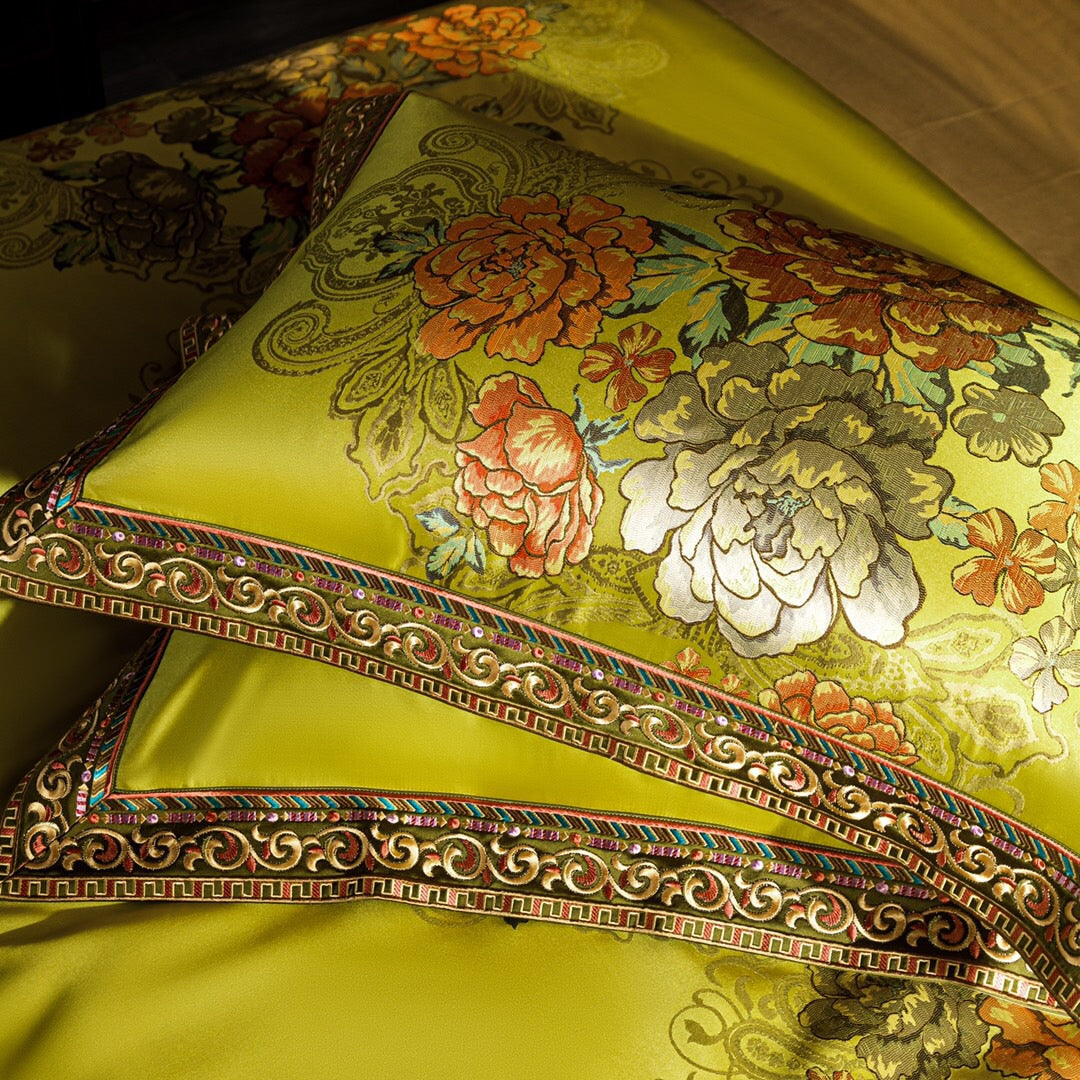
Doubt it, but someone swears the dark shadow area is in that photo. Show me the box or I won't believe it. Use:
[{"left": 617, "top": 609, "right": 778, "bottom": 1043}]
[{"left": 1, "top": 0, "right": 418, "bottom": 138}]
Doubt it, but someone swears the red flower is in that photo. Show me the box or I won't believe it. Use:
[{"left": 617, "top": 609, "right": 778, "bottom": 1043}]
[
  {"left": 394, "top": 5, "right": 544, "bottom": 78},
  {"left": 414, "top": 193, "right": 652, "bottom": 364},
  {"left": 231, "top": 90, "right": 328, "bottom": 219},
  {"left": 717, "top": 207, "right": 1049, "bottom": 372},
  {"left": 579, "top": 322, "right": 675, "bottom": 411},
  {"left": 759, "top": 670, "right": 918, "bottom": 764},
  {"left": 952, "top": 508, "right": 1057, "bottom": 614},
  {"left": 24, "top": 135, "right": 82, "bottom": 162},
  {"left": 454, "top": 373, "right": 602, "bottom": 577},
  {"left": 85, "top": 104, "right": 151, "bottom": 145},
  {"left": 978, "top": 997, "right": 1080, "bottom": 1079},
  {"left": 1029, "top": 460, "right": 1080, "bottom": 543},
  {"left": 662, "top": 646, "right": 711, "bottom": 682}
]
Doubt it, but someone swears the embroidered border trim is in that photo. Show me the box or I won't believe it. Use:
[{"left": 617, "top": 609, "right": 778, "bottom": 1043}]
[
  {"left": 3, "top": 407, "right": 1080, "bottom": 1017},
  {"left": 311, "top": 92, "right": 406, "bottom": 229},
  {"left": 0, "top": 632, "right": 1054, "bottom": 1011}
]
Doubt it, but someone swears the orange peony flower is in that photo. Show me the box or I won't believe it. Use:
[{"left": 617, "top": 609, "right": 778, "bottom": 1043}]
[
  {"left": 394, "top": 5, "right": 544, "bottom": 78},
  {"left": 718, "top": 206, "right": 1049, "bottom": 372},
  {"left": 454, "top": 373, "right": 602, "bottom": 577},
  {"left": 579, "top": 322, "right": 676, "bottom": 412},
  {"left": 759, "top": 670, "right": 918, "bottom": 764},
  {"left": 1029, "top": 460, "right": 1080, "bottom": 543},
  {"left": 952, "top": 508, "right": 1057, "bottom": 614},
  {"left": 978, "top": 997, "right": 1080, "bottom": 1079},
  {"left": 414, "top": 193, "right": 653, "bottom": 364}
]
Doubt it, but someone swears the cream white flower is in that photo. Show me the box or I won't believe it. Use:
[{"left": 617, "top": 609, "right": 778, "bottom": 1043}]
[
  {"left": 1009, "top": 615, "right": 1080, "bottom": 713},
  {"left": 619, "top": 342, "right": 951, "bottom": 657}
]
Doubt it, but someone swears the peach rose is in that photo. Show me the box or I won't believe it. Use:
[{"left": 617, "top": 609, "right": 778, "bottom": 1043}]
[{"left": 455, "top": 373, "right": 603, "bottom": 577}]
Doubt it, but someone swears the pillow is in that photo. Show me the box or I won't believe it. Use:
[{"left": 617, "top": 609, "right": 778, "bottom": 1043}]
[
  {"left": 0, "top": 624, "right": 1058, "bottom": 1014},
  {"left": 4, "top": 90, "right": 1080, "bottom": 1015}
]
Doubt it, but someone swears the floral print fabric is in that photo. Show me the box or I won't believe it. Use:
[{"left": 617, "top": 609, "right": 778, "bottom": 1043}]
[{"left": 3, "top": 3, "right": 1080, "bottom": 1077}]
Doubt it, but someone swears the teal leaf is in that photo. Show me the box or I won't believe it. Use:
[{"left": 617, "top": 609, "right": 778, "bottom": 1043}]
[
  {"left": 650, "top": 221, "right": 726, "bottom": 257},
  {"left": 991, "top": 337, "right": 1050, "bottom": 395},
  {"left": 884, "top": 359, "right": 953, "bottom": 417},
  {"left": 464, "top": 533, "right": 486, "bottom": 574},
  {"left": 512, "top": 122, "right": 563, "bottom": 141},
  {"left": 50, "top": 220, "right": 100, "bottom": 269},
  {"left": 373, "top": 221, "right": 443, "bottom": 279},
  {"left": 205, "top": 136, "right": 246, "bottom": 161},
  {"left": 606, "top": 220, "right": 727, "bottom": 319},
  {"left": 42, "top": 161, "right": 98, "bottom": 182},
  {"left": 49, "top": 219, "right": 92, "bottom": 237},
  {"left": 680, "top": 279, "right": 747, "bottom": 361},
  {"left": 928, "top": 494, "right": 979, "bottom": 549},
  {"left": 571, "top": 387, "right": 630, "bottom": 474},
  {"left": 417, "top": 508, "right": 461, "bottom": 540},
  {"left": 241, "top": 217, "right": 302, "bottom": 262},
  {"left": 744, "top": 298, "right": 816, "bottom": 343},
  {"left": 427, "top": 533, "right": 469, "bottom": 580}
]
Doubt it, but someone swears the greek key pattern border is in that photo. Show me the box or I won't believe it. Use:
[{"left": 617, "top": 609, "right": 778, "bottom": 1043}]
[{"left": 0, "top": 633, "right": 1055, "bottom": 1011}]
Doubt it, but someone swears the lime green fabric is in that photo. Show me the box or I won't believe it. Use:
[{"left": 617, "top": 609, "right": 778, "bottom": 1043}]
[
  {"left": 3, "top": 1, "right": 1080, "bottom": 1075},
  {"left": 118, "top": 630, "right": 850, "bottom": 848}
]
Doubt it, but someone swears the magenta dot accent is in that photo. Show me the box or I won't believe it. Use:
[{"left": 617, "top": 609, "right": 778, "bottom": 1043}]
[
  {"left": 970, "top": 825, "right": 984, "bottom": 837},
  {"left": 112, "top": 531, "right": 125, "bottom": 542},
  {"left": 471, "top": 626, "right": 484, "bottom": 638},
  {"left": 266, "top": 812, "right": 278, "bottom": 822},
  {"left": 750, "top": 858, "right": 764, "bottom": 871},
  {"left": 233, "top": 556, "right": 246, "bottom": 567},
  {"left": 507, "top": 826, "right": 520, "bottom": 837},
  {"left": 385, "top": 813, "right": 399, "bottom": 823},
  {"left": 627, "top": 843, "right": 642, "bottom": 855},
  {"left": 842, "top": 765, "right": 856, "bottom": 777},
  {"left": 81, "top": 771, "right": 92, "bottom": 783},
  {"left": 352, "top": 588, "right": 365, "bottom": 599},
  {"left": 146, "top": 814, "right": 158, "bottom": 824},
  {"left": 875, "top": 881, "right": 890, "bottom": 893},
  {"left": 591, "top": 669, "right": 604, "bottom": 681}
]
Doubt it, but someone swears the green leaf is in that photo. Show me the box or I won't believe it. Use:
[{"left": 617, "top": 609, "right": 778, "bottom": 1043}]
[
  {"left": 650, "top": 221, "right": 725, "bottom": 257},
  {"left": 680, "top": 279, "right": 744, "bottom": 360},
  {"left": 606, "top": 220, "right": 726, "bottom": 320},
  {"left": 373, "top": 222, "right": 443, "bottom": 280},
  {"left": 417, "top": 508, "right": 461, "bottom": 539},
  {"left": 51, "top": 222, "right": 100, "bottom": 269},
  {"left": 427, "top": 534, "right": 469, "bottom": 580},
  {"left": 929, "top": 494, "right": 979, "bottom": 549},
  {"left": 571, "top": 387, "right": 630, "bottom": 474},
  {"left": 464, "top": 533, "right": 486, "bottom": 574},
  {"left": 991, "top": 337, "right": 1050, "bottom": 395},
  {"left": 49, "top": 219, "right": 92, "bottom": 237},
  {"left": 42, "top": 161, "right": 98, "bottom": 182},
  {"left": 241, "top": 218, "right": 301, "bottom": 262}
]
